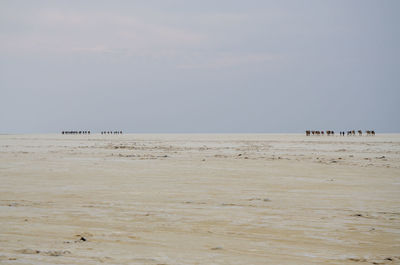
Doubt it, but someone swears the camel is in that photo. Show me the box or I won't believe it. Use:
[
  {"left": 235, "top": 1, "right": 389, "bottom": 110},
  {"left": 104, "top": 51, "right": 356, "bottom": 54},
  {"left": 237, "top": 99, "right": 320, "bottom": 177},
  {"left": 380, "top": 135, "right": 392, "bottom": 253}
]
[
  {"left": 366, "top": 130, "right": 376, "bottom": 136},
  {"left": 325, "top": 130, "right": 334, "bottom": 136},
  {"left": 347, "top": 130, "right": 356, "bottom": 136}
]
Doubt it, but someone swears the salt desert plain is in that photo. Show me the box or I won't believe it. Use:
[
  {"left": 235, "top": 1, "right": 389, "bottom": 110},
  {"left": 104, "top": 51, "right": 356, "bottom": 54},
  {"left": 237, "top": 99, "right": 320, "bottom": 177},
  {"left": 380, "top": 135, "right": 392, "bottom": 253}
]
[{"left": 0, "top": 133, "right": 399, "bottom": 265}]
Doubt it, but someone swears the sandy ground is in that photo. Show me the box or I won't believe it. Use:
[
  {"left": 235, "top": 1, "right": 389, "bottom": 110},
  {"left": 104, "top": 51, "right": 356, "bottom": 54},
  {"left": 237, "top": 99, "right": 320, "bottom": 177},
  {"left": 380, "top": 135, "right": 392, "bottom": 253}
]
[{"left": 0, "top": 134, "right": 399, "bottom": 265}]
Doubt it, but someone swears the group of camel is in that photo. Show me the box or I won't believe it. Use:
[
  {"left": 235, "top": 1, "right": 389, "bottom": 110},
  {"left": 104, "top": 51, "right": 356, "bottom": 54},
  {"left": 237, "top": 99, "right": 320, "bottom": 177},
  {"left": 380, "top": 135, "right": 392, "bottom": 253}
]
[
  {"left": 101, "top": 131, "right": 123, "bottom": 135},
  {"left": 306, "top": 130, "right": 375, "bottom": 136},
  {"left": 306, "top": 130, "right": 334, "bottom": 136},
  {"left": 342, "top": 130, "right": 376, "bottom": 136},
  {"left": 61, "top": 130, "right": 123, "bottom": 135},
  {"left": 62, "top": 131, "right": 90, "bottom": 134}
]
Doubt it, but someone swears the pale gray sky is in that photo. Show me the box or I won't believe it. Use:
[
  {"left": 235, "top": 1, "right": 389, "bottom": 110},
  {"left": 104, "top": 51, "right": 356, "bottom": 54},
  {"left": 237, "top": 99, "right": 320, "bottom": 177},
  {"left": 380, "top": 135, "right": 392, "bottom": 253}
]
[{"left": 1, "top": 0, "right": 399, "bottom": 133}]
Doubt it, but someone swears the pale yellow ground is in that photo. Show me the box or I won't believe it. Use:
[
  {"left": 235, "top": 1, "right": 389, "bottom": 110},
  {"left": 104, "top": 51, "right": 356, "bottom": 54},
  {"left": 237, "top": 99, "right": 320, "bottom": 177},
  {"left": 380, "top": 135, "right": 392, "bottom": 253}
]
[{"left": 0, "top": 134, "right": 399, "bottom": 265}]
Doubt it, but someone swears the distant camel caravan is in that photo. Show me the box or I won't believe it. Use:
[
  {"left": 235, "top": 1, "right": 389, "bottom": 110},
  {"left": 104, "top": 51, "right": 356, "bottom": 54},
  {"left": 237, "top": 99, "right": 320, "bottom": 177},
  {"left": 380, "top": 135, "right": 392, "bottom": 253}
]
[
  {"left": 101, "top": 131, "right": 123, "bottom": 135},
  {"left": 305, "top": 130, "right": 334, "bottom": 136},
  {"left": 61, "top": 130, "right": 123, "bottom": 135},
  {"left": 305, "top": 130, "right": 375, "bottom": 136},
  {"left": 62, "top": 131, "right": 90, "bottom": 134}
]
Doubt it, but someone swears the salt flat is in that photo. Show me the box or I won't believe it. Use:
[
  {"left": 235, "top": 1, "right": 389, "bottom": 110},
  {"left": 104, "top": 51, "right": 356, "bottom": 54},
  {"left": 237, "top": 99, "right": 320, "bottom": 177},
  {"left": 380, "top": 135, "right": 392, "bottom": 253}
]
[{"left": 0, "top": 134, "right": 399, "bottom": 264}]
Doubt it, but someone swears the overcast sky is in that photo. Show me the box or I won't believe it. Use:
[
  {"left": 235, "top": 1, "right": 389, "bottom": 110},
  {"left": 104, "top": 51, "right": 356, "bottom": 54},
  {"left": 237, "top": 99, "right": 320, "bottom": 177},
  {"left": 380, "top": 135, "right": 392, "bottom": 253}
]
[{"left": 1, "top": 0, "right": 399, "bottom": 133}]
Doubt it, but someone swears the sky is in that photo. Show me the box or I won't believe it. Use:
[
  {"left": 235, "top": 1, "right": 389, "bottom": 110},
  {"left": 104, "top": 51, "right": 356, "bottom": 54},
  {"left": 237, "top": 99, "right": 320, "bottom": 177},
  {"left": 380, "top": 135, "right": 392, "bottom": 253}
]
[{"left": 1, "top": 0, "right": 399, "bottom": 133}]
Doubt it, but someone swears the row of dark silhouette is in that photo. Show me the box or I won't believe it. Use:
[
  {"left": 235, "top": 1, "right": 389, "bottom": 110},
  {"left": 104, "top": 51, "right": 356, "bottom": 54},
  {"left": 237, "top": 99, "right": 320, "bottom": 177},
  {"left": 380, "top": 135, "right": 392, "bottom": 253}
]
[
  {"left": 306, "top": 130, "right": 334, "bottom": 136},
  {"left": 62, "top": 131, "right": 91, "bottom": 134},
  {"left": 60, "top": 130, "right": 376, "bottom": 136},
  {"left": 101, "top": 131, "right": 123, "bottom": 134},
  {"left": 306, "top": 130, "right": 375, "bottom": 136},
  {"left": 61, "top": 131, "right": 123, "bottom": 134}
]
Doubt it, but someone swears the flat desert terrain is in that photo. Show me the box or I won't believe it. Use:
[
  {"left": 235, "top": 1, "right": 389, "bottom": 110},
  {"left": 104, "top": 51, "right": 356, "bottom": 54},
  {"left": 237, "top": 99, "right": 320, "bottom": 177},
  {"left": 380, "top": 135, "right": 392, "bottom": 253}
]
[{"left": 0, "top": 134, "right": 399, "bottom": 265}]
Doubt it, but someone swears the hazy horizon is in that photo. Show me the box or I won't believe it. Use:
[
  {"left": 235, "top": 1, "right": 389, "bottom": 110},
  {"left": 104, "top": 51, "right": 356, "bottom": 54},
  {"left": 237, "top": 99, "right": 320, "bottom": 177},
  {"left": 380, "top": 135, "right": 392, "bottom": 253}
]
[
  {"left": 2, "top": 131, "right": 399, "bottom": 135},
  {"left": 1, "top": 1, "right": 399, "bottom": 133}
]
